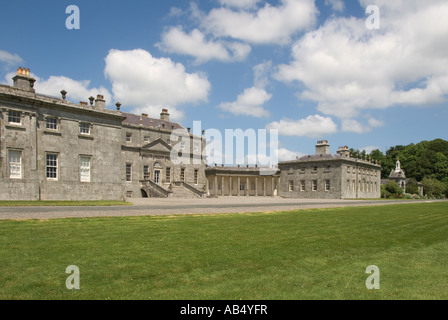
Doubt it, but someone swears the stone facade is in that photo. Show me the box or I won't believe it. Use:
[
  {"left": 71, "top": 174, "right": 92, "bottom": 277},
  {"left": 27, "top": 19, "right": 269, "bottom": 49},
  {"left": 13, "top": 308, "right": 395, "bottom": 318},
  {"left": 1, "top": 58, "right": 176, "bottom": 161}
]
[
  {"left": 278, "top": 141, "right": 382, "bottom": 199},
  {"left": 1, "top": 68, "right": 384, "bottom": 201},
  {"left": 0, "top": 71, "right": 124, "bottom": 201},
  {"left": 120, "top": 112, "right": 208, "bottom": 199},
  {"left": 206, "top": 166, "right": 280, "bottom": 197},
  {"left": 0, "top": 68, "right": 207, "bottom": 201}
]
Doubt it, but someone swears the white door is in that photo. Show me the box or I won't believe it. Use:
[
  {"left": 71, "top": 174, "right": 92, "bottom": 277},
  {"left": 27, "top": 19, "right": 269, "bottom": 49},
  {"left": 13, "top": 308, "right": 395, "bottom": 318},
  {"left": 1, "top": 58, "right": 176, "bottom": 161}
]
[{"left": 154, "top": 170, "right": 161, "bottom": 185}]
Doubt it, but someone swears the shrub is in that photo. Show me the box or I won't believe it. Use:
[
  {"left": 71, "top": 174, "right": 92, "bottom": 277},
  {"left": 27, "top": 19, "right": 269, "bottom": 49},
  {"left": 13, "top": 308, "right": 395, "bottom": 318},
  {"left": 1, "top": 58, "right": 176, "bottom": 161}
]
[{"left": 385, "top": 181, "right": 403, "bottom": 198}]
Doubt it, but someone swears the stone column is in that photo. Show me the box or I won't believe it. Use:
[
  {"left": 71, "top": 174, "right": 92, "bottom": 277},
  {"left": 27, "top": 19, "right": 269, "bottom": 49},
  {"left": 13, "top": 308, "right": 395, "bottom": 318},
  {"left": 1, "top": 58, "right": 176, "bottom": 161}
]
[
  {"left": 255, "top": 177, "right": 258, "bottom": 197},
  {"left": 221, "top": 176, "right": 224, "bottom": 196},
  {"left": 263, "top": 177, "right": 267, "bottom": 197},
  {"left": 214, "top": 175, "right": 218, "bottom": 197},
  {"left": 271, "top": 176, "right": 275, "bottom": 197},
  {"left": 237, "top": 176, "right": 241, "bottom": 197},
  {"left": 206, "top": 177, "right": 210, "bottom": 197},
  {"left": 246, "top": 176, "right": 250, "bottom": 196},
  {"left": 229, "top": 176, "right": 232, "bottom": 196},
  {"left": 275, "top": 176, "right": 279, "bottom": 196}
]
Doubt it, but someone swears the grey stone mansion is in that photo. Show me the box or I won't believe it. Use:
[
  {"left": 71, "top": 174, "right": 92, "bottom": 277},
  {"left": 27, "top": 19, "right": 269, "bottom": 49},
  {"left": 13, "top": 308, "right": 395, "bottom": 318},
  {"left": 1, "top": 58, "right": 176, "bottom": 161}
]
[{"left": 0, "top": 68, "right": 381, "bottom": 201}]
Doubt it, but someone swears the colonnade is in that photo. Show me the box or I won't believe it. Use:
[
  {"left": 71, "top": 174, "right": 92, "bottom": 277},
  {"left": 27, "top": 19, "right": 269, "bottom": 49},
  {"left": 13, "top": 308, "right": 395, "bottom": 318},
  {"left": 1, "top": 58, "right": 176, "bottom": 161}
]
[{"left": 207, "top": 174, "right": 279, "bottom": 197}]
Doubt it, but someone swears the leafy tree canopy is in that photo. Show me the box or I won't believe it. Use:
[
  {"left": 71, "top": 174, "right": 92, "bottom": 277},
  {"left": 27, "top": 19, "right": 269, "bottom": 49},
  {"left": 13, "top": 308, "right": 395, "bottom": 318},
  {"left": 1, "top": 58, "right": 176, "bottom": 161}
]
[{"left": 356, "top": 139, "right": 448, "bottom": 195}]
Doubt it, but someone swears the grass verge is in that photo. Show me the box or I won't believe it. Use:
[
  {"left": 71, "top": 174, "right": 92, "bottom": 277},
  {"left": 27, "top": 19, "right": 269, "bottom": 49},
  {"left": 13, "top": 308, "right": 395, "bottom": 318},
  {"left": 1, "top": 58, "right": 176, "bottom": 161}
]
[{"left": 0, "top": 201, "right": 131, "bottom": 207}]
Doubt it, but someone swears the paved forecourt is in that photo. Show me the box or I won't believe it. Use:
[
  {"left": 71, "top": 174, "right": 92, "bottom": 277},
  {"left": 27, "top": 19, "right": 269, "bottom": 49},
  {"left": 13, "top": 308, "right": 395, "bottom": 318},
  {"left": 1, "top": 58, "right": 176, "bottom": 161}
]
[{"left": 0, "top": 197, "right": 444, "bottom": 220}]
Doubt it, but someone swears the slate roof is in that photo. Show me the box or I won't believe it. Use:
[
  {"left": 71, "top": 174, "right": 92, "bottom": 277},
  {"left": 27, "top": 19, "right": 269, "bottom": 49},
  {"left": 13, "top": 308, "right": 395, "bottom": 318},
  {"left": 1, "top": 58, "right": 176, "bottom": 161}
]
[
  {"left": 121, "top": 112, "right": 184, "bottom": 130},
  {"left": 279, "top": 153, "right": 381, "bottom": 167},
  {"left": 297, "top": 154, "right": 341, "bottom": 161},
  {"left": 389, "top": 170, "right": 406, "bottom": 179},
  {"left": 205, "top": 165, "right": 280, "bottom": 175}
]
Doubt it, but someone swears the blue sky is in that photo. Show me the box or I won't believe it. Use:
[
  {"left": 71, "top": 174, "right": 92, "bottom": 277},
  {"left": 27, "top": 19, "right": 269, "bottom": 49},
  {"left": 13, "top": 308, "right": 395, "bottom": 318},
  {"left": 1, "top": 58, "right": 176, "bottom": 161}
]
[{"left": 1, "top": 0, "right": 447, "bottom": 159}]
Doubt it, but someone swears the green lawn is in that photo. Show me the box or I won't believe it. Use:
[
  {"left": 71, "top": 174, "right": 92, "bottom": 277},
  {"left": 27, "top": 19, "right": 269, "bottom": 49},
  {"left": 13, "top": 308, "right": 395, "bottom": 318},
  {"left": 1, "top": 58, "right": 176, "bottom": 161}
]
[{"left": 1, "top": 202, "right": 447, "bottom": 300}]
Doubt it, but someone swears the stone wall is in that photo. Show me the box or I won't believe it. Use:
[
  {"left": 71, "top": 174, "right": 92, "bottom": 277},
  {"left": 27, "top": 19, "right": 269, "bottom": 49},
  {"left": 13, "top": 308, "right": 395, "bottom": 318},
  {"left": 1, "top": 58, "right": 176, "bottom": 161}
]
[
  {"left": 120, "top": 123, "right": 207, "bottom": 199},
  {"left": 1, "top": 86, "right": 124, "bottom": 201},
  {"left": 279, "top": 158, "right": 381, "bottom": 199}
]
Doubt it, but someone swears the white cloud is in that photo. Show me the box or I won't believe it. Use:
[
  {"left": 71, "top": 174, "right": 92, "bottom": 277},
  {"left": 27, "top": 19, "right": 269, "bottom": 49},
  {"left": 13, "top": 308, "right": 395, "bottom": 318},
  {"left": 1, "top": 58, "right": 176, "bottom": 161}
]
[
  {"left": 157, "top": 26, "right": 251, "bottom": 64},
  {"left": 253, "top": 60, "right": 272, "bottom": 88},
  {"left": 168, "top": 7, "right": 184, "bottom": 17},
  {"left": 0, "top": 50, "right": 23, "bottom": 66},
  {"left": 341, "top": 119, "right": 366, "bottom": 134},
  {"left": 131, "top": 105, "right": 185, "bottom": 123},
  {"left": 202, "top": 0, "right": 318, "bottom": 44},
  {"left": 275, "top": 0, "right": 448, "bottom": 119},
  {"left": 104, "top": 49, "right": 211, "bottom": 120},
  {"left": 324, "top": 0, "right": 344, "bottom": 12},
  {"left": 2, "top": 71, "right": 16, "bottom": 85},
  {"left": 277, "top": 147, "right": 303, "bottom": 162},
  {"left": 34, "top": 75, "right": 112, "bottom": 106},
  {"left": 368, "top": 118, "right": 384, "bottom": 128},
  {"left": 266, "top": 115, "right": 338, "bottom": 138},
  {"left": 218, "top": 0, "right": 260, "bottom": 9},
  {"left": 218, "top": 61, "right": 273, "bottom": 118},
  {"left": 245, "top": 147, "right": 302, "bottom": 166},
  {"left": 341, "top": 117, "right": 384, "bottom": 133},
  {"left": 218, "top": 87, "right": 271, "bottom": 118},
  {"left": 2, "top": 69, "right": 112, "bottom": 108}
]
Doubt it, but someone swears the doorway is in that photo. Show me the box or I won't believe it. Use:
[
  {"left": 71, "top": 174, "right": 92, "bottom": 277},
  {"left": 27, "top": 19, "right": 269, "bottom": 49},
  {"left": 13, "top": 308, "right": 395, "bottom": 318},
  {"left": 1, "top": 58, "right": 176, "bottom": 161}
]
[{"left": 154, "top": 170, "right": 161, "bottom": 185}]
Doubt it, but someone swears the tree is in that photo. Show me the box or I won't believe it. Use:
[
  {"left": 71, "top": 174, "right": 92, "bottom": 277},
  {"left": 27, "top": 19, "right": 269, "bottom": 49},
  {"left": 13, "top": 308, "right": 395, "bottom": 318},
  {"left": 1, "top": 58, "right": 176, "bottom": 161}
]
[
  {"left": 370, "top": 149, "right": 385, "bottom": 164},
  {"left": 433, "top": 152, "right": 448, "bottom": 181},
  {"left": 405, "top": 178, "right": 419, "bottom": 195},
  {"left": 422, "top": 177, "right": 446, "bottom": 198}
]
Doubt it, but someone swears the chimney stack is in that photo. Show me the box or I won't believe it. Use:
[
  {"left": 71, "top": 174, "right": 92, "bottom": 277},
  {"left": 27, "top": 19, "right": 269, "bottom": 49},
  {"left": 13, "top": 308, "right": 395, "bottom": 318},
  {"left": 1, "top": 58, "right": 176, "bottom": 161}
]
[
  {"left": 13, "top": 67, "right": 36, "bottom": 92},
  {"left": 160, "top": 109, "right": 170, "bottom": 122},
  {"left": 94, "top": 94, "right": 106, "bottom": 109},
  {"left": 337, "top": 146, "right": 350, "bottom": 157},
  {"left": 315, "top": 140, "right": 330, "bottom": 155}
]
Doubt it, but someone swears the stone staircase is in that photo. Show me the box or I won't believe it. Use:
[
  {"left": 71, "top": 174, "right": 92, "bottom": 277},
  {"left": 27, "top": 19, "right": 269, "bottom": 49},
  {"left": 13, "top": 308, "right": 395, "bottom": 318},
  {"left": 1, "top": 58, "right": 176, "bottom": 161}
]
[
  {"left": 170, "top": 181, "right": 207, "bottom": 198},
  {"left": 140, "top": 180, "right": 206, "bottom": 198},
  {"left": 140, "top": 180, "right": 172, "bottom": 198}
]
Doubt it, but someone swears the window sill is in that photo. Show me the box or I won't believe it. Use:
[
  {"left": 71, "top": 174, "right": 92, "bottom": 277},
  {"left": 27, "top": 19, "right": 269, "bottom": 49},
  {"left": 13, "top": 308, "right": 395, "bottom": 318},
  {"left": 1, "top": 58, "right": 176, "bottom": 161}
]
[
  {"left": 5, "top": 124, "right": 25, "bottom": 131},
  {"left": 44, "top": 130, "right": 62, "bottom": 136},
  {"left": 78, "top": 134, "right": 94, "bottom": 140}
]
